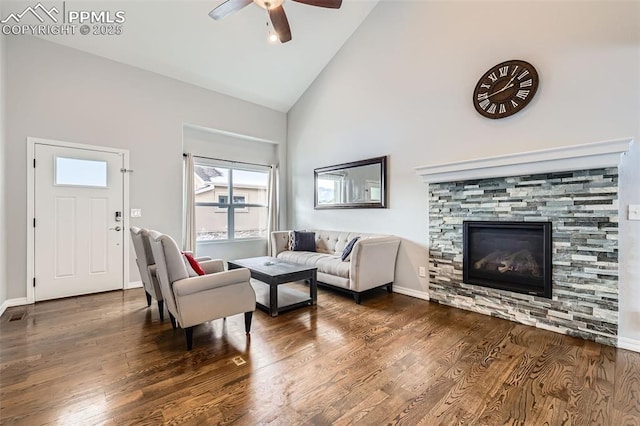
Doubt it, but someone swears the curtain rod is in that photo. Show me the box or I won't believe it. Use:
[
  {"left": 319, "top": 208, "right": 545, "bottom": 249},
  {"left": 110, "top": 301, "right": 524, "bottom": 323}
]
[{"left": 184, "top": 153, "right": 273, "bottom": 169}]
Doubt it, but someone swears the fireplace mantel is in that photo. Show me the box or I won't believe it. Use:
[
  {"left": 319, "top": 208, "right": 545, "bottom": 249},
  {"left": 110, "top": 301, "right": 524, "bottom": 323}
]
[{"left": 415, "top": 138, "right": 632, "bottom": 184}]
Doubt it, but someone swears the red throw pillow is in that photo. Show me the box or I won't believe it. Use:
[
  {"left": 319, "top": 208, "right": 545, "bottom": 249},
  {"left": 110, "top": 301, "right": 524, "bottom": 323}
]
[{"left": 183, "top": 252, "right": 205, "bottom": 276}]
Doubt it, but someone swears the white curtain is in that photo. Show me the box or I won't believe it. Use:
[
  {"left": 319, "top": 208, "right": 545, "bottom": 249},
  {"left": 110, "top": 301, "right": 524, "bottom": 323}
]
[
  {"left": 266, "top": 165, "right": 279, "bottom": 256},
  {"left": 183, "top": 153, "right": 196, "bottom": 252}
]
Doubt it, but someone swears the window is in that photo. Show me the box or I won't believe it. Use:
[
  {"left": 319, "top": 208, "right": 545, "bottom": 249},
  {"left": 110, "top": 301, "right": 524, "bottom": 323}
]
[
  {"left": 215, "top": 193, "right": 248, "bottom": 213},
  {"left": 194, "top": 163, "right": 269, "bottom": 241},
  {"left": 55, "top": 157, "right": 108, "bottom": 187},
  {"left": 217, "top": 195, "right": 246, "bottom": 204}
]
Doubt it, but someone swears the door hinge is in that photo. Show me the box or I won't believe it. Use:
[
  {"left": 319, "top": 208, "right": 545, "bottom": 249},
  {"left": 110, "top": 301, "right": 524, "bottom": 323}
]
[
  {"left": 33, "top": 158, "right": 36, "bottom": 168},
  {"left": 33, "top": 218, "right": 36, "bottom": 227},
  {"left": 33, "top": 277, "right": 36, "bottom": 287}
]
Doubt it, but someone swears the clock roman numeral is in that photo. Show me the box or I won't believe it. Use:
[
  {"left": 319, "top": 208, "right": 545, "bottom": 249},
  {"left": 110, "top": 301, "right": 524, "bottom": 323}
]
[
  {"left": 480, "top": 83, "right": 490, "bottom": 89},
  {"left": 479, "top": 99, "right": 490, "bottom": 110},
  {"left": 511, "top": 99, "right": 519, "bottom": 108},
  {"left": 516, "top": 89, "right": 530, "bottom": 100},
  {"left": 487, "top": 103, "right": 497, "bottom": 114},
  {"left": 518, "top": 70, "right": 530, "bottom": 80},
  {"left": 488, "top": 72, "right": 498, "bottom": 83},
  {"left": 499, "top": 66, "right": 509, "bottom": 77},
  {"left": 520, "top": 79, "right": 532, "bottom": 88},
  {"left": 477, "top": 92, "right": 489, "bottom": 101},
  {"left": 499, "top": 104, "right": 506, "bottom": 114}
]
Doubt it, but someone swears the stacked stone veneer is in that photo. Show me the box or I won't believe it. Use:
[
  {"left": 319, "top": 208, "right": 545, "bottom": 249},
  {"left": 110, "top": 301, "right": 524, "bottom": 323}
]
[{"left": 429, "top": 168, "right": 619, "bottom": 346}]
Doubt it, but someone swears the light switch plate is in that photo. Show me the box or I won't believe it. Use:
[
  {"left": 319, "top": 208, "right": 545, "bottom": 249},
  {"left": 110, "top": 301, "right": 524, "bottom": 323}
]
[
  {"left": 130, "top": 208, "right": 142, "bottom": 218},
  {"left": 419, "top": 266, "right": 426, "bottom": 277},
  {"left": 629, "top": 205, "right": 640, "bottom": 221}
]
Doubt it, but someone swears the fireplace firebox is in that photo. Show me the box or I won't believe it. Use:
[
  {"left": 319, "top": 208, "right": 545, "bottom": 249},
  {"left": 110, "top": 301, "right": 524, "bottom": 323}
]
[{"left": 463, "top": 221, "right": 552, "bottom": 298}]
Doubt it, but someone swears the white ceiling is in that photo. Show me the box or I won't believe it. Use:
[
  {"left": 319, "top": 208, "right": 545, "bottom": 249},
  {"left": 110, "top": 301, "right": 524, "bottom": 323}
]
[{"left": 30, "top": 0, "right": 379, "bottom": 112}]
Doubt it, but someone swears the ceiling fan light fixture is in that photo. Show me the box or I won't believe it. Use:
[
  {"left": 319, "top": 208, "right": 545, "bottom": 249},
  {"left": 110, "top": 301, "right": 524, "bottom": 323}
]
[
  {"left": 254, "top": 0, "right": 283, "bottom": 10},
  {"left": 266, "top": 20, "right": 279, "bottom": 43},
  {"left": 209, "top": 0, "right": 342, "bottom": 42}
]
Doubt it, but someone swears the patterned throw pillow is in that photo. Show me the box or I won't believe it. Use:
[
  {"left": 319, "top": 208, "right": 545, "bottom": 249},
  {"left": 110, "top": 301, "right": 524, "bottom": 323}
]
[
  {"left": 287, "top": 231, "right": 294, "bottom": 251},
  {"left": 341, "top": 237, "right": 360, "bottom": 261}
]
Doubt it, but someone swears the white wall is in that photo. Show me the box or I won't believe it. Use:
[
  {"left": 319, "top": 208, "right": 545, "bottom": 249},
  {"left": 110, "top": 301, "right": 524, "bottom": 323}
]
[
  {"left": 287, "top": 2, "right": 640, "bottom": 317},
  {"left": 182, "top": 125, "right": 281, "bottom": 260},
  {"left": 5, "top": 36, "right": 286, "bottom": 298},
  {"left": 0, "top": 28, "right": 7, "bottom": 311}
]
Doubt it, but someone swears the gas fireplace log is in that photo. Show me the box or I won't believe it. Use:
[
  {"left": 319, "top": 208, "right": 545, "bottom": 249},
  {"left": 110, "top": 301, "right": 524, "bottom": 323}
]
[
  {"left": 474, "top": 249, "right": 541, "bottom": 277},
  {"left": 473, "top": 251, "right": 504, "bottom": 270},
  {"left": 497, "top": 249, "right": 541, "bottom": 276}
]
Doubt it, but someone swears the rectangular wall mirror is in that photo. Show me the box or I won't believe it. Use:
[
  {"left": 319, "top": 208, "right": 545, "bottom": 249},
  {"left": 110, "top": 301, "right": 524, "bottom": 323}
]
[{"left": 314, "top": 156, "right": 387, "bottom": 209}]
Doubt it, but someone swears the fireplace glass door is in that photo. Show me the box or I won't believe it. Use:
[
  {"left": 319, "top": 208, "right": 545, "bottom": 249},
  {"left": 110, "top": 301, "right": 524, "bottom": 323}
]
[{"left": 463, "top": 221, "right": 552, "bottom": 298}]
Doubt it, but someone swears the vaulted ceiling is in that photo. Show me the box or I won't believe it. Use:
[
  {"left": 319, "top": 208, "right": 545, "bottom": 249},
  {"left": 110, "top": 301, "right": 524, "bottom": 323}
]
[{"left": 29, "top": 0, "right": 379, "bottom": 112}]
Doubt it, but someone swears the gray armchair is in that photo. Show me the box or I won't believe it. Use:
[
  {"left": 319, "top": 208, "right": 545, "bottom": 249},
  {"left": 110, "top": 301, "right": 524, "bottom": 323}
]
[
  {"left": 147, "top": 230, "right": 256, "bottom": 350},
  {"left": 130, "top": 226, "right": 164, "bottom": 320}
]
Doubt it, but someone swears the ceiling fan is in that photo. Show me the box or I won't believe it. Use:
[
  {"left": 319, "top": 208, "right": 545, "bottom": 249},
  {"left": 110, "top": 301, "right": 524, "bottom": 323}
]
[{"left": 209, "top": 0, "right": 343, "bottom": 43}]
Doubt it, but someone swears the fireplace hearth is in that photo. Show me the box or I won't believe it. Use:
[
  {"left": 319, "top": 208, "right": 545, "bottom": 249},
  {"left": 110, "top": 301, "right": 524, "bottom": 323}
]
[{"left": 463, "top": 221, "right": 552, "bottom": 298}]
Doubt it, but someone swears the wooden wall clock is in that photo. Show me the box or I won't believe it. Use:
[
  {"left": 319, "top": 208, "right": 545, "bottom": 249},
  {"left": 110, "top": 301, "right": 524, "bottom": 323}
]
[{"left": 473, "top": 60, "right": 539, "bottom": 119}]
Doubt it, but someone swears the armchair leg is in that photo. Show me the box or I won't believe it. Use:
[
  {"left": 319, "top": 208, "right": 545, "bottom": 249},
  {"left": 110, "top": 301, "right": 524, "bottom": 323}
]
[
  {"left": 387, "top": 283, "right": 393, "bottom": 293},
  {"left": 244, "top": 311, "right": 253, "bottom": 334},
  {"left": 185, "top": 327, "right": 194, "bottom": 351},
  {"left": 157, "top": 300, "right": 165, "bottom": 321},
  {"left": 354, "top": 293, "right": 362, "bottom": 304},
  {"left": 145, "top": 291, "right": 152, "bottom": 307},
  {"left": 169, "top": 313, "right": 177, "bottom": 330}
]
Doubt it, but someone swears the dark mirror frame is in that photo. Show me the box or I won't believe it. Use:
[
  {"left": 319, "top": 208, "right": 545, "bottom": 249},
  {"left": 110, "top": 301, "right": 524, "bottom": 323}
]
[{"left": 314, "top": 156, "right": 387, "bottom": 209}]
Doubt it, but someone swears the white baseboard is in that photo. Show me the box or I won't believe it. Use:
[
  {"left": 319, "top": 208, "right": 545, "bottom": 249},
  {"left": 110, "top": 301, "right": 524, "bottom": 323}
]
[
  {"left": 393, "top": 286, "right": 430, "bottom": 301},
  {"left": 125, "top": 281, "right": 143, "bottom": 290},
  {"left": 0, "top": 297, "right": 30, "bottom": 318},
  {"left": 618, "top": 337, "right": 640, "bottom": 353},
  {"left": 0, "top": 284, "right": 144, "bottom": 317}
]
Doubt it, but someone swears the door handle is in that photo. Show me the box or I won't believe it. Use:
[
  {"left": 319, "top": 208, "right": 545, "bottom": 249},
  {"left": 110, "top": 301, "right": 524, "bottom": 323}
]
[{"left": 109, "top": 226, "right": 122, "bottom": 231}]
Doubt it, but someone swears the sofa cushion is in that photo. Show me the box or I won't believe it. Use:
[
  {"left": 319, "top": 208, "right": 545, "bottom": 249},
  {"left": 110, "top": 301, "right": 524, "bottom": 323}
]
[
  {"left": 312, "top": 230, "right": 382, "bottom": 256},
  {"left": 316, "top": 256, "right": 350, "bottom": 279},
  {"left": 277, "top": 251, "right": 330, "bottom": 267},
  {"left": 292, "top": 231, "right": 316, "bottom": 252},
  {"left": 276, "top": 251, "right": 350, "bottom": 279}
]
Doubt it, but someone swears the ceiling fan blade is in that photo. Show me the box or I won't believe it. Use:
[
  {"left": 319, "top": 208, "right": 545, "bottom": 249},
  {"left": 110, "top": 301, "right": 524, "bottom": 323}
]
[
  {"left": 291, "top": 0, "right": 342, "bottom": 9},
  {"left": 268, "top": 5, "right": 292, "bottom": 43},
  {"left": 209, "top": 0, "right": 253, "bottom": 20}
]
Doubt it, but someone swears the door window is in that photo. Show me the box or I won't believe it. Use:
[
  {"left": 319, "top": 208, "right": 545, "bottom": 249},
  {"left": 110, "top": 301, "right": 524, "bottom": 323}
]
[{"left": 55, "top": 157, "right": 108, "bottom": 188}]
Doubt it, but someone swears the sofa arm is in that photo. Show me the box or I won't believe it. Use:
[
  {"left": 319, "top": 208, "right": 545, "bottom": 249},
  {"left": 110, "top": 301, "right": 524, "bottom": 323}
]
[
  {"left": 173, "top": 268, "right": 251, "bottom": 297},
  {"left": 270, "top": 231, "right": 291, "bottom": 257},
  {"left": 199, "top": 259, "right": 225, "bottom": 274},
  {"left": 350, "top": 237, "right": 400, "bottom": 292}
]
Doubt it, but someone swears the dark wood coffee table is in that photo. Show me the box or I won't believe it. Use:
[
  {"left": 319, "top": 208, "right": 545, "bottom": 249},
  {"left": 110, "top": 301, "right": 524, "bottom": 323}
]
[{"left": 227, "top": 256, "right": 317, "bottom": 317}]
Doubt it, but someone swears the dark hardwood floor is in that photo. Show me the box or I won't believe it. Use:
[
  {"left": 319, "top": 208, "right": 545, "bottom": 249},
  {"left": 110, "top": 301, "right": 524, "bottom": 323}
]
[{"left": 1, "top": 285, "right": 640, "bottom": 425}]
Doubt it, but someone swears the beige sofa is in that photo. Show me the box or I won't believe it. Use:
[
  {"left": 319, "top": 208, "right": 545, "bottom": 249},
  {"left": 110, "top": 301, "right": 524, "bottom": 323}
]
[{"left": 271, "top": 230, "right": 401, "bottom": 303}]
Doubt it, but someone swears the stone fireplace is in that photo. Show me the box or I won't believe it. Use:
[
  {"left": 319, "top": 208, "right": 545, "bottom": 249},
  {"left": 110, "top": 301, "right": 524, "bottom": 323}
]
[{"left": 416, "top": 139, "right": 632, "bottom": 346}]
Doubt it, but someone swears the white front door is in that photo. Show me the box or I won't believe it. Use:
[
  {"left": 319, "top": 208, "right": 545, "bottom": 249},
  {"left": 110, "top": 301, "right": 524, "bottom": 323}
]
[{"left": 34, "top": 143, "right": 125, "bottom": 301}]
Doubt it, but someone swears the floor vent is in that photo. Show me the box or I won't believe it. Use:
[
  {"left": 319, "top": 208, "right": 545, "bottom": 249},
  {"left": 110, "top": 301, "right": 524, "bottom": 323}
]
[
  {"left": 8, "top": 312, "right": 26, "bottom": 322},
  {"left": 232, "top": 356, "right": 246, "bottom": 366}
]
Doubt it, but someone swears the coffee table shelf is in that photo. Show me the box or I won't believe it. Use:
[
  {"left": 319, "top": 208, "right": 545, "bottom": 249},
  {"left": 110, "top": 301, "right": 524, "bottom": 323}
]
[
  {"left": 228, "top": 256, "right": 317, "bottom": 317},
  {"left": 250, "top": 280, "right": 313, "bottom": 315}
]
